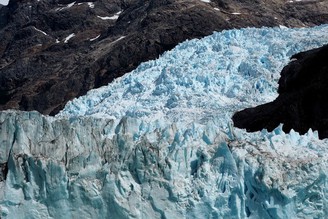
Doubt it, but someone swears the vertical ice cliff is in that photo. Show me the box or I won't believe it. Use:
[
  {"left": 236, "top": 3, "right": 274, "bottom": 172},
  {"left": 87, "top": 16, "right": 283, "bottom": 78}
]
[
  {"left": 1, "top": 25, "right": 328, "bottom": 218},
  {"left": 2, "top": 111, "right": 328, "bottom": 219}
]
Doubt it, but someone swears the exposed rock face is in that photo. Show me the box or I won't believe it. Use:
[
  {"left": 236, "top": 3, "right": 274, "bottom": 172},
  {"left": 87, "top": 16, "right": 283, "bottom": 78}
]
[
  {"left": 233, "top": 44, "right": 328, "bottom": 139},
  {"left": 0, "top": 0, "right": 327, "bottom": 115}
]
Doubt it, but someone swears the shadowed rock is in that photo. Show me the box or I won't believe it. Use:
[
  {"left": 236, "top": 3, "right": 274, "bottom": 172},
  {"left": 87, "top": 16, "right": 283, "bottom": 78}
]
[{"left": 233, "top": 44, "right": 328, "bottom": 139}]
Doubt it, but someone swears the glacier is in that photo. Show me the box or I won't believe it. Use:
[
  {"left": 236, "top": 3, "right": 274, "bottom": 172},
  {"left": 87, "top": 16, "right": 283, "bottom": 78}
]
[{"left": 1, "top": 25, "right": 328, "bottom": 219}]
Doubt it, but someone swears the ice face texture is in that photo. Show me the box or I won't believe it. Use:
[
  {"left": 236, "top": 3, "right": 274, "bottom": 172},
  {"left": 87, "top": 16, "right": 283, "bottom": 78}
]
[{"left": 1, "top": 25, "right": 328, "bottom": 219}]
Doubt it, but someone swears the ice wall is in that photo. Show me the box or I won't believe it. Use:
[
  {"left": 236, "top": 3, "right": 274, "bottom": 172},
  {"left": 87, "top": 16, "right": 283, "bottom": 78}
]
[
  {"left": 1, "top": 25, "right": 328, "bottom": 218},
  {"left": 1, "top": 111, "right": 328, "bottom": 219}
]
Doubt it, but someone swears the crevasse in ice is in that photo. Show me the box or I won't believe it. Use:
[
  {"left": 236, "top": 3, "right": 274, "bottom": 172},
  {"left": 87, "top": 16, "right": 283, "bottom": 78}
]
[{"left": 1, "top": 25, "right": 328, "bottom": 219}]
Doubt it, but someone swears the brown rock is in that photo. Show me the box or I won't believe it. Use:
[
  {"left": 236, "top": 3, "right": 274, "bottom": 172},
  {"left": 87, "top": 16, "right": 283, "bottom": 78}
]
[{"left": 0, "top": 0, "right": 327, "bottom": 115}]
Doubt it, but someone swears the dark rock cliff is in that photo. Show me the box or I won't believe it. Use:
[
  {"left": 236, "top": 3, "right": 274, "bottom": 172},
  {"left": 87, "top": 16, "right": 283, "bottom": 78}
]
[
  {"left": 0, "top": 0, "right": 327, "bottom": 115},
  {"left": 233, "top": 44, "right": 328, "bottom": 139}
]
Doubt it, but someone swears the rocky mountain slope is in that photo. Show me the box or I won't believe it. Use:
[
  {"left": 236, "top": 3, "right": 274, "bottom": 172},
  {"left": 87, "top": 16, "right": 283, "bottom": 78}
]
[
  {"left": 233, "top": 44, "right": 328, "bottom": 139},
  {"left": 0, "top": 0, "right": 327, "bottom": 115}
]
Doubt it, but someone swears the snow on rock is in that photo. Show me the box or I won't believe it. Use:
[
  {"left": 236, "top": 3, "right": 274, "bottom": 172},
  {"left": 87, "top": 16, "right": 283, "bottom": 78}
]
[
  {"left": 97, "top": 15, "right": 118, "bottom": 20},
  {"left": 90, "top": 34, "right": 100, "bottom": 41},
  {"left": 87, "top": 2, "right": 94, "bottom": 8},
  {"left": 97, "top": 11, "right": 122, "bottom": 20},
  {"left": 1, "top": 25, "right": 328, "bottom": 219},
  {"left": 287, "top": 0, "right": 303, "bottom": 2},
  {"left": 33, "top": 27, "right": 48, "bottom": 36},
  {"left": 0, "top": 0, "right": 9, "bottom": 6},
  {"left": 64, "top": 33, "right": 75, "bottom": 43},
  {"left": 66, "top": 1, "right": 75, "bottom": 8},
  {"left": 56, "top": 1, "right": 76, "bottom": 11}
]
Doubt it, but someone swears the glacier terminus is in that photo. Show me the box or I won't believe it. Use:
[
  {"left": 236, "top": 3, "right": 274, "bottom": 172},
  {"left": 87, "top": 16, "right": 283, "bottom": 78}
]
[{"left": 1, "top": 25, "right": 328, "bottom": 218}]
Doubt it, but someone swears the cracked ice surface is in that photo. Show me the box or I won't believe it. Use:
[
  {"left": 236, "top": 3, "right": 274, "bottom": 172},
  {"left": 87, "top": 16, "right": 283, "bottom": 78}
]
[
  {"left": 59, "top": 25, "right": 328, "bottom": 130},
  {"left": 1, "top": 25, "right": 328, "bottom": 219}
]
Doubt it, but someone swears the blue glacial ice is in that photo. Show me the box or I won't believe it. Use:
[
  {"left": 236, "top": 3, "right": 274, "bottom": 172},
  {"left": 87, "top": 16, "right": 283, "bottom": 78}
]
[
  {"left": 1, "top": 25, "right": 328, "bottom": 219},
  {"left": 59, "top": 25, "right": 328, "bottom": 127}
]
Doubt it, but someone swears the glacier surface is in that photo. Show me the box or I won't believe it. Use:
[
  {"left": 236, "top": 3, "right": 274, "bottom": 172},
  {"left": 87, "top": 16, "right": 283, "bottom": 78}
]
[{"left": 1, "top": 25, "right": 328, "bottom": 219}]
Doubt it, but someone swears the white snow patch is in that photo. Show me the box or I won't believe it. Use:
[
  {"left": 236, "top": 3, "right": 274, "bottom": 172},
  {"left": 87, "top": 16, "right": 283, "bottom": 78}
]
[
  {"left": 56, "top": 1, "right": 76, "bottom": 11},
  {"left": 97, "top": 11, "right": 122, "bottom": 20},
  {"left": 55, "top": 39, "right": 60, "bottom": 43},
  {"left": 231, "top": 12, "right": 241, "bottom": 15},
  {"left": 287, "top": 0, "right": 302, "bottom": 2},
  {"left": 33, "top": 27, "right": 48, "bottom": 36},
  {"left": 214, "top": 7, "right": 220, "bottom": 11},
  {"left": 64, "top": 33, "right": 75, "bottom": 43},
  {"left": 200, "top": 0, "right": 211, "bottom": 3},
  {"left": 97, "top": 15, "right": 119, "bottom": 20},
  {"left": 112, "top": 36, "right": 125, "bottom": 44},
  {"left": 66, "top": 1, "right": 75, "bottom": 8},
  {"left": 87, "top": 2, "right": 94, "bottom": 8},
  {"left": 90, "top": 35, "right": 100, "bottom": 41},
  {"left": 0, "top": 0, "right": 9, "bottom": 6}
]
